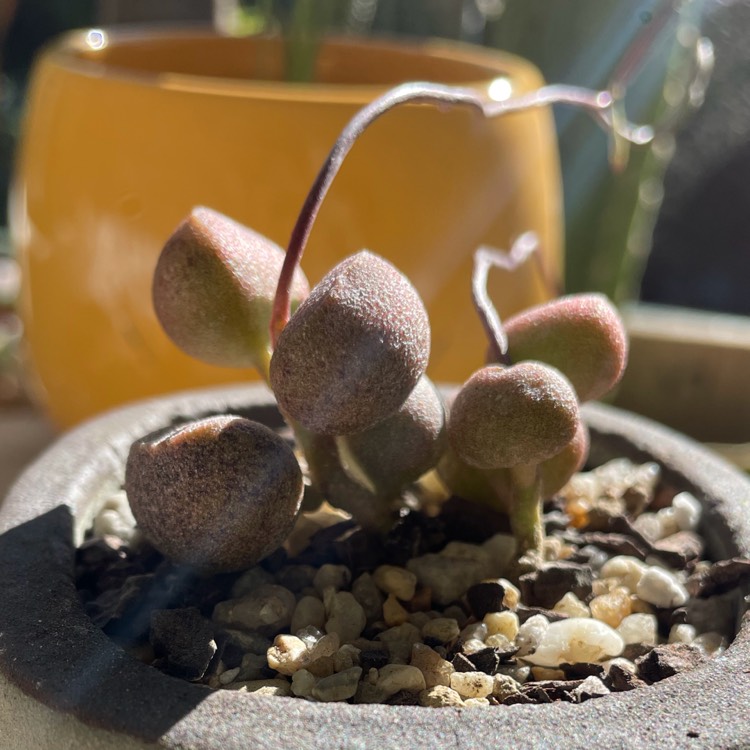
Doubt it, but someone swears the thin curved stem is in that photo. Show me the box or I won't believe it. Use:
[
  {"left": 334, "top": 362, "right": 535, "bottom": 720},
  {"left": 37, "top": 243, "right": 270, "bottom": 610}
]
[
  {"left": 472, "top": 232, "right": 540, "bottom": 364},
  {"left": 270, "top": 81, "right": 661, "bottom": 346}
]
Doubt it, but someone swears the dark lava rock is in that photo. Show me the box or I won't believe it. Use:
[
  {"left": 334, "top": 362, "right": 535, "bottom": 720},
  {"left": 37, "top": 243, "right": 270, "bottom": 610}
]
[
  {"left": 519, "top": 561, "right": 593, "bottom": 610},
  {"left": 150, "top": 607, "right": 218, "bottom": 681},
  {"left": 635, "top": 643, "right": 709, "bottom": 685},
  {"left": 652, "top": 531, "right": 704, "bottom": 568},
  {"left": 359, "top": 650, "right": 390, "bottom": 671},
  {"left": 686, "top": 557, "right": 750, "bottom": 598},
  {"left": 516, "top": 604, "right": 569, "bottom": 624},
  {"left": 451, "top": 652, "right": 476, "bottom": 673},
  {"left": 467, "top": 580, "right": 507, "bottom": 619},
  {"left": 560, "top": 662, "right": 605, "bottom": 680},
  {"left": 607, "top": 662, "right": 648, "bottom": 692},
  {"left": 386, "top": 690, "right": 421, "bottom": 706}
]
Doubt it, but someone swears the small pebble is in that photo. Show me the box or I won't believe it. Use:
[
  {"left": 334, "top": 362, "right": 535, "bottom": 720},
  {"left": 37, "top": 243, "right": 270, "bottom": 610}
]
[
  {"left": 351, "top": 573, "right": 384, "bottom": 623},
  {"left": 600, "top": 556, "right": 649, "bottom": 594},
  {"left": 553, "top": 592, "right": 590, "bottom": 619},
  {"left": 234, "top": 679, "right": 292, "bottom": 696},
  {"left": 383, "top": 594, "right": 410, "bottom": 626},
  {"left": 421, "top": 617, "right": 460, "bottom": 644},
  {"left": 492, "top": 673, "right": 522, "bottom": 701},
  {"left": 482, "top": 534, "right": 517, "bottom": 574},
  {"left": 418, "top": 685, "right": 465, "bottom": 707},
  {"left": 291, "top": 595, "right": 326, "bottom": 634},
  {"left": 373, "top": 565, "right": 418, "bottom": 601},
  {"left": 589, "top": 588, "right": 632, "bottom": 628},
  {"left": 291, "top": 669, "right": 316, "bottom": 697},
  {"left": 377, "top": 664, "right": 426, "bottom": 697},
  {"left": 636, "top": 567, "right": 689, "bottom": 609},
  {"left": 410, "top": 643, "right": 454, "bottom": 688},
  {"left": 522, "top": 618, "right": 624, "bottom": 667},
  {"left": 325, "top": 591, "right": 366, "bottom": 642},
  {"left": 313, "top": 564, "right": 351, "bottom": 595},
  {"left": 212, "top": 584, "right": 296, "bottom": 635},
  {"left": 483, "top": 610, "right": 520, "bottom": 641},
  {"left": 407, "top": 553, "right": 487, "bottom": 606},
  {"left": 636, "top": 643, "right": 708, "bottom": 683},
  {"left": 672, "top": 492, "right": 702, "bottom": 532},
  {"left": 333, "top": 644, "right": 361, "bottom": 672},
  {"left": 669, "top": 623, "right": 697, "bottom": 644},
  {"left": 572, "top": 675, "right": 610, "bottom": 702},
  {"left": 692, "top": 632, "right": 727, "bottom": 655},
  {"left": 450, "top": 671, "right": 494, "bottom": 699},
  {"left": 231, "top": 566, "right": 274, "bottom": 598},
  {"left": 312, "top": 666, "right": 363, "bottom": 702},
  {"left": 516, "top": 614, "right": 549, "bottom": 657},
  {"left": 632, "top": 513, "right": 662, "bottom": 542},
  {"left": 617, "top": 613, "right": 658, "bottom": 646},
  {"left": 92, "top": 491, "right": 139, "bottom": 543}
]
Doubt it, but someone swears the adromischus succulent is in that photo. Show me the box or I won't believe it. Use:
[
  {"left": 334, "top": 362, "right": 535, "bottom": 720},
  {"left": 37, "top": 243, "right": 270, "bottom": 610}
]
[
  {"left": 447, "top": 362, "right": 581, "bottom": 470},
  {"left": 269, "top": 250, "right": 430, "bottom": 435},
  {"left": 153, "top": 207, "right": 309, "bottom": 373},
  {"left": 503, "top": 293, "right": 628, "bottom": 402},
  {"left": 341, "top": 375, "right": 446, "bottom": 497},
  {"left": 125, "top": 415, "right": 303, "bottom": 572}
]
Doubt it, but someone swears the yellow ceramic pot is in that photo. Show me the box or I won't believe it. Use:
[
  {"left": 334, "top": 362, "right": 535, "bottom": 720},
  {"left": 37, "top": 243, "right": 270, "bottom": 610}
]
[{"left": 11, "top": 27, "right": 562, "bottom": 428}]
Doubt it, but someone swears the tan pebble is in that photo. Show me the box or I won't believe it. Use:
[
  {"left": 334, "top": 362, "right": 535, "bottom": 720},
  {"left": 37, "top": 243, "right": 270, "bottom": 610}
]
[
  {"left": 306, "top": 655, "right": 335, "bottom": 678},
  {"left": 590, "top": 589, "right": 632, "bottom": 628},
  {"left": 352, "top": 682, "right": 389, "bottom": 704},
  {"left": 291, "top": 669, "right": 316, "bottom": 697},
  {"left": 325, "top": 591, "right": 366, "bottom": 642},
  {"left": 312, "top": 666, "right": 363, "bottom": 702},
  {"left": 366, "top": 667, "right": 379, "bottom": 685},
  {"left": 483, "top": 611, "right": 520, "bottom": 641},
  {"left": 373, "top": 565, "right": 418, "bottom": 601},
  {"left": 450, "top": 671, "right": 493, "bottom": 699},
  {"left": 418, "top": 685, "right": 464, "bottom": 708},
  {"left": 377, "top": 664, "right": 426, "bottom": 697},
  {"left": 266, "top": 635, "right": 308, "bottom": 675},
  {"left": 333, "top": 644, "right": 361, "bottom": 672},
  {"left": 231, "top": 679, "right": 291, "bottom": 696},
  {"left": 218, "top": 667, "right": 241, "bottom": 685},
  {"left": 421, "top": 617, "right": 460, "bottom": 644},
  {"left": 499, "top": 579, "right": 520, "bottom": 610},
  {"left": 314, "top": 564, "right": 351, "bottom": 594},
  {"left": 463, "top": 697, "right": 490, "bottom": 708},
  {"left": 591, "top": 577, "right": 625, "bottom": 597},
  {"left": 291, "top": 595, "right": 326, "bottom": 634},
  {"left": 553, "top": 592, "right": 590, "bottom": 619},
  {"left": 482, "top": 533, "right": 517, "bottom": 575},
  {"left": 492, "top": 674, "right": 521, "bottom": 701},
  {"left": 485, "top": 633, "right": 512, "bottom": 650},
  {"left": 410, "top": 643, "right": 454, "bottom": 688},
  {"left": 351, "top": 573, "right": 385, "bottom": 623},
  {"left": 383, "top": 594, "right": 410, "bottom": 626},
  {"left": 600, "top": 556, "right": 648, "bottom": 594}
]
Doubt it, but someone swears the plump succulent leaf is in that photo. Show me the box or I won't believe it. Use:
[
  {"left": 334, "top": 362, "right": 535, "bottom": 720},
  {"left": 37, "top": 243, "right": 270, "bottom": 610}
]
[
  {"left": 270, "top": 250, "right": 430, "bottom": 435},
  {"left": 125, "top": 415, "right": 303, "bottom": 572},
  {"left": 153, "top": 207, "right": 309, "bottom": 371},
  {"left": 342, "top": 375, "right": 447, "bottom": 496},
  {"left": 503, "top": 293, "right": 628, "bottom": 402},
  {"left": 438, "top": 419, "right": 588, "bottom": 509},
  {"left": 448, "top": 362, "right": 580, "bottom": 470},
  {"left": 539, "top": 418, "right": 590, "bottom": 497}
]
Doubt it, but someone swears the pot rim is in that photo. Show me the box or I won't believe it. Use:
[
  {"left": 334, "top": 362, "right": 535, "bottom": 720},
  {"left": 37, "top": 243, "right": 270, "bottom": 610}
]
[
  {"left": 41, "top": 26, "right": 541, "bottom": 104},
  {"left": 1, "top": 383, "right": 749, "bottom": 750}
]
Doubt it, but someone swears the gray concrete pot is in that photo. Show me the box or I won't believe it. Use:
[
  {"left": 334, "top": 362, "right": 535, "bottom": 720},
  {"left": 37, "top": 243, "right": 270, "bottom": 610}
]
[{"left": 1, "top": 384, "right": 749, "bottom": 750}]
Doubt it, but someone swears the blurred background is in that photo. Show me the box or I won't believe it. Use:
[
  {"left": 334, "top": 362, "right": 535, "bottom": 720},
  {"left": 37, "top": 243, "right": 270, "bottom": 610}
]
[{"left": 1, "top": 0, "right": 749, "bottom": 487}]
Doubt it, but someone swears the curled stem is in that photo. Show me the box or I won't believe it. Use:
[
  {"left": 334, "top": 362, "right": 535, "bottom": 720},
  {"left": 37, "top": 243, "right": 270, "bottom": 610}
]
[
  {"left": 471, "top": 232, "right": 540, "bottom": 364},
  {"left": 270, "top": 81, "right": 659, "bottom": 346}
]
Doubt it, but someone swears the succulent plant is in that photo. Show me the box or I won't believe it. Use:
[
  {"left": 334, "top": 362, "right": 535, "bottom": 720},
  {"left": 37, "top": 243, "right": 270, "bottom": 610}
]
[
  {"left": 503, "top": 293, "right": 628, "bottom": 402},
  {"left": 153, "top": 207, "right": 309, "bottom": 376},
  {"left": 125, "top": 415, "right": 303, "bottom": 572},
  {"left": 129, "top": 79, "right": 645, "bottom": 569},
  {"left": 270, "top": 250, "right": 430, "bottom": 435}
]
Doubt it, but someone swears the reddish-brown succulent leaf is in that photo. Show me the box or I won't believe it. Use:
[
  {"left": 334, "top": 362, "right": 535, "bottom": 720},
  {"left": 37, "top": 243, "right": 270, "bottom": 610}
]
[
  {"left": 448, "top": 363, "right": 580, "bottom": 470},
  {"left": 343, "top": 375, "right": 447, "bottom": 496},
  {"left": 269, "top": 250, "right": 430, "bottom": 435},
  {"left": 153, "top": 207, "right": 309, "bottom": 371},
  {"left": 540, "top": 419, "right": 590, "bottom": 497},
  {"left": 125, "top": 415, "right": 303, "bottom": 572},
  {"left": 504, "top": 293, "right": 628, "bottom": 402}
]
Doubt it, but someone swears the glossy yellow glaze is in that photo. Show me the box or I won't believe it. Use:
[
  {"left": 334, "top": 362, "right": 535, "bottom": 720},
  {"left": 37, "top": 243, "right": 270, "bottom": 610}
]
[{"left": 12, "top": 28, "right": 562, "bottom": 428}]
